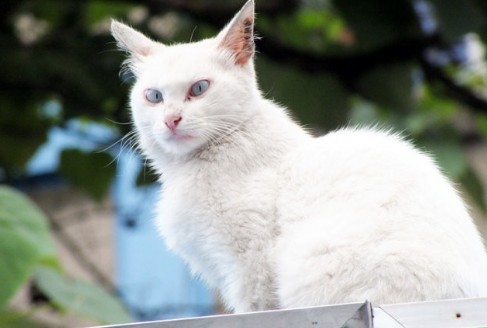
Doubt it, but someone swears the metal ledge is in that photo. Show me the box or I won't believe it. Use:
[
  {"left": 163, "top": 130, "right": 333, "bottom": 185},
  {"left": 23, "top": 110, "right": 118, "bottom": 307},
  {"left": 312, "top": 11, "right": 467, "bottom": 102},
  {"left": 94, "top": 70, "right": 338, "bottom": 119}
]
[
  {"left": 93, "top": 297, "right": 487, "bottom": 328},
  {"left": 375, "top": 297, "right": 487, "bottom": 328}
]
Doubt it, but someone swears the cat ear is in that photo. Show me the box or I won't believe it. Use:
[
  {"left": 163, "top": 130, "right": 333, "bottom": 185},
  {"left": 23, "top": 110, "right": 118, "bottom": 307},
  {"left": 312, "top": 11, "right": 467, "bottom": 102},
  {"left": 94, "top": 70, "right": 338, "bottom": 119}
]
[
  {"left": 111, "top": 20, "right": 160, "bottom": 59},
  {"left": 216, "top": 0, "right": 255, "bottom": 66}
]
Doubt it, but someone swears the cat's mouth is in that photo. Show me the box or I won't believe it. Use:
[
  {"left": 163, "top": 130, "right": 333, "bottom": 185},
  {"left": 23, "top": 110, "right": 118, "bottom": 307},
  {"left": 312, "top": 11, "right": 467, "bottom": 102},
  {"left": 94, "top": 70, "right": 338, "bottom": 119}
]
[{"left": 167, "top": 131, "right": 194, "bottom": 142}]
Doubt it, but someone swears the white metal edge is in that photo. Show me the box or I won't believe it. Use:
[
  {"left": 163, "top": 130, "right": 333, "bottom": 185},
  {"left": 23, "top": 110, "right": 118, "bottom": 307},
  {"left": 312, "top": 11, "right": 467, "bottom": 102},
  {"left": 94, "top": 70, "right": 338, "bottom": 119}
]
[
  {"left": 372, "top": 308, "right": 406, "bottom": 328},
  {"left": 376, "top": 297, "right": 487, "bottom": 328},
  {"left": 92, "top": 302, "right": 367, "bottom": 328},
  {"left": 90, "top": 298, "right": 487, "bottom": 328}
]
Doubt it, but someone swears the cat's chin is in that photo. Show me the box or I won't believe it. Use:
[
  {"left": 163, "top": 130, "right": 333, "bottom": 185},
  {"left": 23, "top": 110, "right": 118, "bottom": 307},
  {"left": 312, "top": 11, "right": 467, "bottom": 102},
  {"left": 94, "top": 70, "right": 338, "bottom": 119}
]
[{"left": 157, "top": 134, "right": 206, "bottom": 156}]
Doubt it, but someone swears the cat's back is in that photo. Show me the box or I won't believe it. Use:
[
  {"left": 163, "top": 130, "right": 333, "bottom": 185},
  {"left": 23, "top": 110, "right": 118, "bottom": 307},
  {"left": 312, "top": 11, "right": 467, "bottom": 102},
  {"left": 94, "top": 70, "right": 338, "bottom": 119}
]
[
  {"left": 274, "top": 127, "right": 487, "bottom": 306},
  {"left": 279, "top": 126, "right": 479, "bottom": 235},
  {"left": 279, "top": 127, "right": 449, "bottom": 216}
]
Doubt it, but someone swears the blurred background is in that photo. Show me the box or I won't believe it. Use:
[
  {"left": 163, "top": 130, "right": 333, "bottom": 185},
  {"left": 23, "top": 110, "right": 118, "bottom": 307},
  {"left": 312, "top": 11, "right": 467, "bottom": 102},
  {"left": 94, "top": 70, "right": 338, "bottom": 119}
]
[{"left": 1, "top": 0, "right": 487, "bottom": 326}]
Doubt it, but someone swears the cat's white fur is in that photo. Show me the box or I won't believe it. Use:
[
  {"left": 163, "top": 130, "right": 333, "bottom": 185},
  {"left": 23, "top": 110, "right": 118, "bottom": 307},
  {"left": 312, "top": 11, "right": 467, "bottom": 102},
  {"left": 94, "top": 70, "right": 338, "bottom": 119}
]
[{"left": 112, "top": 0, "right": 487, "bottom": 312}]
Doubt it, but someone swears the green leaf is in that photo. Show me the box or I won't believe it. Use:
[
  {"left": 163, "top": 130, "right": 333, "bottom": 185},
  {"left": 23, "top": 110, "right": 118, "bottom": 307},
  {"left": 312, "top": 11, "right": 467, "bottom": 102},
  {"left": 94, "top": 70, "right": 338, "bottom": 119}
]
[
  {"left": 357, "top": 63, "right": 416, "bottom": 113},
  {"left": 0, "top": 310, "right": 48, "bottom": 328},
  {"left": 419, "top": 137, "right": 467, "bottom": 179},
  {"left": 0, "top": 96, "right": 50, "bottom": 176},
  {"left": 0, "top": 186, "right": 57, "bottom": 308},
  {"left": 59, "top": 149, "right": 115, "bottom": 202},
  {"left": 460, "top": 168, "right": 486, "bottom": 213},
  {"left": 348, "top": 97, "right": 381, "bottom": 126},
  {"left": 430, "top": 0, "right": 485, "bottom": 41},
  {"left": 477, "top": 114, "right": 487, "bottom": 140},
  {"left": 86, "top": 1, "right": 135, "bottom": 26},
  {"left": 417, "top": 132, "right": 485, "bottom": 212},
  {"left": 332, "top": 0, "right": 417, "bottom": 50},
  {"left": 34, "top": 266, "right": 132, "bottom": 325},
  {"left": 257, "top": 8, "right": 350, "bottom": 55},
  {"left": 256, "top": 57, "right": 349, "bottom": 130}
]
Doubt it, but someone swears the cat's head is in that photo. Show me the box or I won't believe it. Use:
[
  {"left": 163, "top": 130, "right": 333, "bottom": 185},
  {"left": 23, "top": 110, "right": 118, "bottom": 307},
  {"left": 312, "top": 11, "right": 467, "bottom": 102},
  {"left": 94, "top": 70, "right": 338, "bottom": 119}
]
[{"left": 111, "top": 0, "right": 258, "bottom": 157}]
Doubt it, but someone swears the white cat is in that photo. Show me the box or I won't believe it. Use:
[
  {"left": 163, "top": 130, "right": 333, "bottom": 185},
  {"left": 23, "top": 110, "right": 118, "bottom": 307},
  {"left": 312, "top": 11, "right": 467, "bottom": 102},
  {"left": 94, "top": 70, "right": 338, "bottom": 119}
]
[{"left": 111, "top": 0, "right": 487, "bottom": 313}]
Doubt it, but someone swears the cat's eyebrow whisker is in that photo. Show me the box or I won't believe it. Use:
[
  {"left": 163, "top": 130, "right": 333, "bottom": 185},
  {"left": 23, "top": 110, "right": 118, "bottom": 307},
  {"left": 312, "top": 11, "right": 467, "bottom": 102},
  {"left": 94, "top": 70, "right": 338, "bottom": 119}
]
[
  {"left": 189, "top": 25, "right": 198, "bottom": 43},
  {"left": 104, "top": 130, "right": 141, "bottom": 166},
  {"left": 100, "top": 129, "right": 138, "bottom": 155},
  {"left": 104, "top": 117, "right": 132, "bottom": 125}
]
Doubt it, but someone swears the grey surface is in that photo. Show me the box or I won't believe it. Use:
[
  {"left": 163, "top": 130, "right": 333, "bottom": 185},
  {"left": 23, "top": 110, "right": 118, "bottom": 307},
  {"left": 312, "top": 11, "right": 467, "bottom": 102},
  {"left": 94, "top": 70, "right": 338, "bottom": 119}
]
[
  {"left": 94, "top": 302, "right": 367, "bottom": 328},
  {"left": 373, "top": 308, "right": 406, "bottom": 328},
  {"left": 378, "top": 297, "right": 487, "bottom": 328},
  {"left": 340, "top": 302, "right": 372, "bottom": 328},
  {"left": 93, "top": 298, "right": 487, "bottom": 328}
]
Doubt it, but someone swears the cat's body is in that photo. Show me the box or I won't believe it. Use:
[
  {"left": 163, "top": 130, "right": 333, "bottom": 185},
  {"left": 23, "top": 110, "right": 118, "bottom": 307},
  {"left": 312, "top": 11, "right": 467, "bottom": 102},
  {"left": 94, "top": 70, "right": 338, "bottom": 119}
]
[{"left": 112, "top": 0, "right": 487, "bottom": 313}]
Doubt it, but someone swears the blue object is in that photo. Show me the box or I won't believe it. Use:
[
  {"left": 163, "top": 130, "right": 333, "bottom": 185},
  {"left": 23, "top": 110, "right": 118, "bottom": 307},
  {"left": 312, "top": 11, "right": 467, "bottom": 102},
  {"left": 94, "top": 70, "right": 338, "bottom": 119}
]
[
  {"left": 113, "top": 149, "right": 215, "bottom": 321},
  {"left": 26, "top": 120, "right": 215, "bottom": 321}
]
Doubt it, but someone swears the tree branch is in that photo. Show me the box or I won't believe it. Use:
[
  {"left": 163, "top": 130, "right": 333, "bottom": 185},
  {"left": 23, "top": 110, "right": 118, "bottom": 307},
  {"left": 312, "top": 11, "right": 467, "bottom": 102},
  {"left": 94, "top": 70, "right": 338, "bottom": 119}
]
[
  {"left": 258, "top": 34, "right": 487, "bottom": 113},
  {"left": 256, "top": 35, "right": 435, "bottom": 89},
  {"left": 420, "top": 58, "right": 487, "bottom": 113},
  {"left": 146, "top": 0, "right": 299, "bottom": 26},
  {"left": 147, "top": 0, "right": 487, "bottom": 113}
]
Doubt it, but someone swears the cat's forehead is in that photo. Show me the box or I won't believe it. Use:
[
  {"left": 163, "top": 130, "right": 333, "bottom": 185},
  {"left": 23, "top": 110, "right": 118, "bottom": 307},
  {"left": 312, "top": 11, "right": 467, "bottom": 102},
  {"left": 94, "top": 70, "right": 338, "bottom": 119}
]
[{"left": 140, "top": 39, "right": 218, "bottom": 81}]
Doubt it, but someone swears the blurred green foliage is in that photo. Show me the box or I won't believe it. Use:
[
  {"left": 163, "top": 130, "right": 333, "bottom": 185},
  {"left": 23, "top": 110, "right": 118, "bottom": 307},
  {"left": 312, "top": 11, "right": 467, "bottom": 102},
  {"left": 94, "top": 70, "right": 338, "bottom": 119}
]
[
  {"left": 0, "top": 186, "right": 131, "bottom": 326},
  {"left": 1, "top": 0, "right": 487, "bottom": 325}
]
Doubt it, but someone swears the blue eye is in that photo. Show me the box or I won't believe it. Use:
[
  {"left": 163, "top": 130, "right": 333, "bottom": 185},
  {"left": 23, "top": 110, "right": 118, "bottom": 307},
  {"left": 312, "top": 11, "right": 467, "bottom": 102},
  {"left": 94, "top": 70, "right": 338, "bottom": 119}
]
[
  {"left": 145, "top": 89, "right": 163, "bottom": 103},
  {"left": 189, "top": 80, "right": 210, "bottom": 97}
]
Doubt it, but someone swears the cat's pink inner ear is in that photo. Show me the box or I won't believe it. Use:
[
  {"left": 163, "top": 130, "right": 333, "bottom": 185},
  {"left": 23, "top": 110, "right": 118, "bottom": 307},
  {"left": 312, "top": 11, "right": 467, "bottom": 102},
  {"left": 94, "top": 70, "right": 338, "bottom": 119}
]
[{"left": 219, "top": 1, "right": 255, "bottom": 65}]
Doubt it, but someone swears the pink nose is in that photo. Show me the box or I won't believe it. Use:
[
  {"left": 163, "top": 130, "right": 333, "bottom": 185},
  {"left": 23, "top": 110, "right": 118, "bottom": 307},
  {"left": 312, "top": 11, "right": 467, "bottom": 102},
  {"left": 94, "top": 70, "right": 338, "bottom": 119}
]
[{"left": 165, "top": 114, "right": 182, "bottom": 131}]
